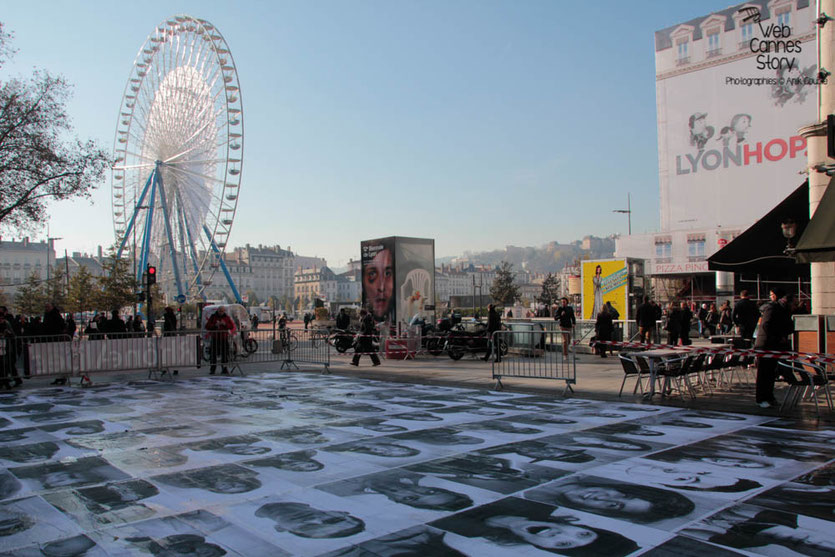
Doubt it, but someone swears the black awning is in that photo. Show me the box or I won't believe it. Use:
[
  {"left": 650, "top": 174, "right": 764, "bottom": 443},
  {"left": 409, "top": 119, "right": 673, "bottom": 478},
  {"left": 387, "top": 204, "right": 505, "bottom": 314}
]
[
  {"left": 795, "top": 177, "right": 835, "bottom": 263},
  {"left": 707, "top": 181, "right": 809, "bottom": 275}
]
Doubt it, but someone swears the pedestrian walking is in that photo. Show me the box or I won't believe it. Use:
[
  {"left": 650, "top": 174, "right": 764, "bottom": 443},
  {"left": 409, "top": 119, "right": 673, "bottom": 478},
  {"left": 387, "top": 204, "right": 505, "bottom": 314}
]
[
  {"left": 754, "top": 288, "right": 795, "bottom": 408},
  {"left": 555, "top": 297, "right": 576, "bottom": 358},
  {"left": 351, "top": 309, "right": 380, "bottom": 367},
  {"left": 482, "top": 304, "right": 502, "bottom": 362}
]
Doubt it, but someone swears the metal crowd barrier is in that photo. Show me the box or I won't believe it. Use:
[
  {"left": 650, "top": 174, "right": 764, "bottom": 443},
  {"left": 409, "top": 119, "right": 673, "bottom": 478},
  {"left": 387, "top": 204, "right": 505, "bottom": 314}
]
[
  {"left": 491, "top": 329, "right": 576, "bottom": 394},
  {"left": 268, "top": 328, "right": 330, "bottom": 372},
  {"left": 0, "top": 327, "right": 333, "bottom": 383}
]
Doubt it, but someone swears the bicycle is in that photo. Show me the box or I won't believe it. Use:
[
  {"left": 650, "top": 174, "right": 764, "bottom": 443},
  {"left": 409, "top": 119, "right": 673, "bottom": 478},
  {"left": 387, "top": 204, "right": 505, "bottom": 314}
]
[{"left": 278, "top": 328, "right": 297, "bottom": 353}]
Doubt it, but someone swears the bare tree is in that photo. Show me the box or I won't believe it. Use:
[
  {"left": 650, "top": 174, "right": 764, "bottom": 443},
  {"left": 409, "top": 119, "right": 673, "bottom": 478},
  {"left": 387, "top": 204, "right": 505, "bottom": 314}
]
[{"left": 0, "top": 24, "right": 109, "bottom": 231}]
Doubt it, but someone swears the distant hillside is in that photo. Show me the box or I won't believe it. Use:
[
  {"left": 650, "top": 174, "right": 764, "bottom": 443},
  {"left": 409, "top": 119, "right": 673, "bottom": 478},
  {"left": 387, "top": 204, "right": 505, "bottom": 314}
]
[{"left": 439, "top": 236, "right": 616, "bottom": 274}]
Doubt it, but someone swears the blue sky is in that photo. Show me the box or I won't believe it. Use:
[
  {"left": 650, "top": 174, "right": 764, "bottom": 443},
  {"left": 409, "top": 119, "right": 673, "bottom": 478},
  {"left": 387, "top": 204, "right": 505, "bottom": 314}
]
[{"left": 1, "top": 1, "right": 735, "bottom": 267}]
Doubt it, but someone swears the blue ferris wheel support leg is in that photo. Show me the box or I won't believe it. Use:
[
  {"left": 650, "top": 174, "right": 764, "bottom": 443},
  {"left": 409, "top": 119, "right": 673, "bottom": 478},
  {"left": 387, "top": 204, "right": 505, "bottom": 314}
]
[
  {"left": 155, "top": 169, "right": 185, "bottom": 300},
  {"left": 136, "top": 169, "right": 158, "bottom": 286},
  {"left": 175, "top": 189, "right": 206, "bottom": 301},
  {"left": 116, "top": 168, "right": 156, "bottom": 260},
  {"left": 203, "top": 225, "right": 243, "bottom": 305}
]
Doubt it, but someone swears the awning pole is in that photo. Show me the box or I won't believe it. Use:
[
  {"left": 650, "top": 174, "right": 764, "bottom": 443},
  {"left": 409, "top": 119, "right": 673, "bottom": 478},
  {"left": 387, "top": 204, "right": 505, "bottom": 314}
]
[{"left": 757, "top": 274, "right": 761, "bottom": 303}]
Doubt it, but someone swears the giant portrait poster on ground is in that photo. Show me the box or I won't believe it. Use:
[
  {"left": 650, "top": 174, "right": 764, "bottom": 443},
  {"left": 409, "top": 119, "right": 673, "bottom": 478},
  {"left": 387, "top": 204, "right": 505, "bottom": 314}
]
[
  {"left": 581, "top": 259, "right": 628, "bottom": 320},
  {"left": 394, "top": 237, "right": 435, "bottom": 325},
  {"left": 655, "top": 5, "right": 817, "bottom": 232}
]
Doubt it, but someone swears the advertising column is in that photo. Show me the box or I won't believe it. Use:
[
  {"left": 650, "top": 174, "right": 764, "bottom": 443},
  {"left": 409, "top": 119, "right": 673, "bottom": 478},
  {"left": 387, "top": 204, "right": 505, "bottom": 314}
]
[
  {"left": 361, "top": 238, "right": 395, "bottom": 323},
  {"left": 394, "top": 237, "right": 435, "bottom": 324}
]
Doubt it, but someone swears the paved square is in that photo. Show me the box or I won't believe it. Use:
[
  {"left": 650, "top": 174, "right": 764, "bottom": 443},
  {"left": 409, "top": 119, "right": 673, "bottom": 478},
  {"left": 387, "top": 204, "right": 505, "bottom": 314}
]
[{"left": 0, "top": 372, "right": 833, "bottom": 556}]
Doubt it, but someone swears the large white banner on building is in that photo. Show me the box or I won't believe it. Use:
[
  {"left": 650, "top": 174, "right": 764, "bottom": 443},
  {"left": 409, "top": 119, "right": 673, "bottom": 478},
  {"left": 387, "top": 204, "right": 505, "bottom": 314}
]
[{"left": 657, "top": 13, "right": 817, "bottom": 232}]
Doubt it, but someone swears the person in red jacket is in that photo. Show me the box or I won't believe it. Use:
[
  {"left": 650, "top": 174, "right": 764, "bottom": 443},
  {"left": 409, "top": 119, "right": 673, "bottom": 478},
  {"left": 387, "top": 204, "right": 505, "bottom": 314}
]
[{"left": 206, "top": 306, "right": 236, "bottom": 375}]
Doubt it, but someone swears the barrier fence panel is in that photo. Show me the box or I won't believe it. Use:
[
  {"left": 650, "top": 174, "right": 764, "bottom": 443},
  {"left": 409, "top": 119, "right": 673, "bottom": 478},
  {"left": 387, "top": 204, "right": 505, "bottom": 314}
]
[
  {"left": 158, "top": 334, "right": 201, "bottom": 369},
  {"left": 21, "top": 335, "right": 74, "bottom": 377},
  {"left": 77, "top": 333, "right": 159, "bottom": 375},
  {"left": 282, "top": 328, "right": 330, "bottom": 371},
  {"left": 491, "top": 330, "right": 576, "bottom": 393}
]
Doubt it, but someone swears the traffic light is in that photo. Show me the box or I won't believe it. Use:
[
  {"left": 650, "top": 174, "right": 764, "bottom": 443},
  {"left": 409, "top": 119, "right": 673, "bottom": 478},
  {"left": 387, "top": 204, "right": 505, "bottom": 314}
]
[{"left": 147, "top": 265, "right": 156, "bottom": 286}]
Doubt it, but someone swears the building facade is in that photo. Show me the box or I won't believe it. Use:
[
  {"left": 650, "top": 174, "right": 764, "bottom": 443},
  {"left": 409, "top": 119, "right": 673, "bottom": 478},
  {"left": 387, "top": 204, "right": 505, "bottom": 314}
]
[
  {"left": 617, "top": 0, "right": 816, "bottom": 301},
  {"left": 0, "top": 238, "right": 56, "bottom": 300}
]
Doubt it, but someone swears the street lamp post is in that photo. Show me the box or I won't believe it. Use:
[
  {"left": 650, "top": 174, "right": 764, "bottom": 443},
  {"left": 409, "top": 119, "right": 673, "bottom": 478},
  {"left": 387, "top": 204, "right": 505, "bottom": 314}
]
[
  {"left": 45, "top": 228, "right": 62, "bottom": 303},
  {"left": 613, "top": 193, "right": 632, "bottom": 235}
]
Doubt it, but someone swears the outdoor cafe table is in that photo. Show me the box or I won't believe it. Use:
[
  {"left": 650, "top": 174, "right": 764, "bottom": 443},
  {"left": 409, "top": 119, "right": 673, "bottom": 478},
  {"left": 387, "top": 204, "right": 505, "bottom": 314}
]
[{"left": 634, "top": 349, "right": 682, "bottom": 399}]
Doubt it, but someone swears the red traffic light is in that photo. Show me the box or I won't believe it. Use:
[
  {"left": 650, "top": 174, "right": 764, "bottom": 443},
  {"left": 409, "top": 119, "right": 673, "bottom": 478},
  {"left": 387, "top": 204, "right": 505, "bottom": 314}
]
[
  {"left": 147, "top": 265, "right": 157, "bottom": 285},
  {"left": 148, "top": 266, "right": 156, "bottom": 275}
]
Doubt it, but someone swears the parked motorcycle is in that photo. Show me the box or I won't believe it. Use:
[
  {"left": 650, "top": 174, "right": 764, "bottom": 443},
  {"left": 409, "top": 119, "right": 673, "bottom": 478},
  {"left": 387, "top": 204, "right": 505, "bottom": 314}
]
[
  {"left": 410, "top": 317, "right": 443, "bottom": 356},
  {"left": 329, "top": 328, "right": 356, "bottom": 353},
  {"left": 443, "top": 322, "right": 507, "bottom": 360}
]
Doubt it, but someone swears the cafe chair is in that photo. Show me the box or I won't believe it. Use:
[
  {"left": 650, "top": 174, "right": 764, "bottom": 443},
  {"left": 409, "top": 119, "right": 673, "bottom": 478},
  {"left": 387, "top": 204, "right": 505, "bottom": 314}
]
[
  {"left": 657, "top": 354, "right": 696, "bottom": 399},
  {"left": 617, "top": 353, "right": 648, "bottom": 397},
  {"left": 776, "top": 360, "right": 832, "bottom": 417}
]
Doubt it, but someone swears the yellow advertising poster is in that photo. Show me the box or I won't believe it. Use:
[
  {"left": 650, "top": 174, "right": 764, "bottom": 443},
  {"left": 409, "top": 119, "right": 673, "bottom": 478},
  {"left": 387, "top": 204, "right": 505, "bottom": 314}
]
[{"left": 581, "top": 259, "right": 628, "bottom": 320}]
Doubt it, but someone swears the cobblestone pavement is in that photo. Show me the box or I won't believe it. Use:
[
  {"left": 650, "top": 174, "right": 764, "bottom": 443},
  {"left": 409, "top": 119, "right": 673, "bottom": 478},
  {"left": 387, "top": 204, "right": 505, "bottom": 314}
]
[{"left": 0, "top": 371, "right": 832, "bottom": 556}]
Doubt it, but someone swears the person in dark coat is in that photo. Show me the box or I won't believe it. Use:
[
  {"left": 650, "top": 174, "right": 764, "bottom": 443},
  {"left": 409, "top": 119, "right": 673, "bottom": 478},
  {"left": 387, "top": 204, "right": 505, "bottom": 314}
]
[
  {"left": 679, "top": 301, "right": 693, "bottom": 345},
  {"left": 664, "top": 301, "right": 682, "bottom": 346},
  {"left": 0, "top": 310, "right": 20, "bottom": 389},
  {"left": 482, "top": 304, "right": 502, "bottom": 362},
  {"left": 351, "top": 309, "right": 380, "bottom": 367},
  {"left": 206, "top": 306, "right": 236, "bottom": 375},
  {"left": 107, "top": 311, "right": 127, "bottom": 338},
  {"left": 163, "top": 307, "right": 178, "bottom": 335},
  {"left": 753, "top": 288, "right": 795, "bottom": 408},
  {"left": 635, "top": 296, "right": 656, "bottom": 344},
  {"left": 162, "top": 307, "right": 179, "bottom": 376},
  {"left": 555, "top": 297, "right": 576, "bottom": 357},
  {"left": 42, "top": 303, "right": 65, "bottom": 337},
  {"left": 594, "top": 305, "right": 614, "bottom": 358},
  {"left": 65, "top": 315, "right": 76, "bottom": 339},
  {"left": 733, "top": 290, "right": 761, "bottom": 341}
]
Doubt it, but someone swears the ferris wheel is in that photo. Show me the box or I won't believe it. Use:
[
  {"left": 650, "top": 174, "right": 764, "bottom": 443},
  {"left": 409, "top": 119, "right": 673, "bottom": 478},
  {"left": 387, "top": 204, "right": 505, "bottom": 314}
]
[{"left": 112, "top": 15, "right": 243, "bottom": 304}]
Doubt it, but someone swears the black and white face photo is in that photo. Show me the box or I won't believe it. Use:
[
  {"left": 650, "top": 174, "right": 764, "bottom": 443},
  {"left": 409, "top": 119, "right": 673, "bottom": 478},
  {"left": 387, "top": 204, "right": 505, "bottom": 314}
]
[
  {"left": 326, "top": 525, "right": 470, "bottom": 556},
  {"left": 153, "top": 464, "right": 263, "bottom": 496},
  {"left": 479, "top": 439, "right": 606, "bottom": 470},
  {"left": 257, "top": 427, "right": 332, "bottom": 446},
  {"left": 0, "top": 441, "right": 61, "bottom": 464},
  {"left": 43, "top": 479, "right": 164, "bottom": 530},
  {"left": 184, "top": 435, "right": 273, "bottom": 457},
  {"left": 745, "top": 481, "right": 835, "bottom": 523},
  {"left": 588, "top": 458, "right": 769, "bottom": 500},
  {"left": 429, "top": 496, "right": 649, "bottom": 557},
  {"left": 324, "top": 439, "right": 423, "bottom": 462},
  {"left": 391, "top": 427, "right": 486, "bottom": 448},
  {"left": 407, "top": 453, "right": 569, "bottom": 495},
  {"left": 681, "top": 503, "right": 835, "bottom": 557},
  {"left": 523, "top": 474, "right": 709, "bottom": 528},
  {"left": 10, "top": 456, "right": 130, "bottom": 491},
  {"left": 39, "top": 420, "right": 107, "bottom": 436},
  {"left": 317, "top": 469, "right": 479, "bottom": 516}
]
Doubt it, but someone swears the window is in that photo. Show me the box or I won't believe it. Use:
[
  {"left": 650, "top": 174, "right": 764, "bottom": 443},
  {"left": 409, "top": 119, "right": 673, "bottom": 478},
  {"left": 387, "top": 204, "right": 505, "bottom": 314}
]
[
  {"left": 777, "top": 9, "right": 790, "bottom": 28},
  {"left": 707, "top": 30, "right": 721, "bottom": 56},
  {"left": 676, "top": 39, "right": 689, "bottom": 65},
  {"left": 688, "top": 239, "right": 705, "bottom": 258},
  {"left": 655, "top": 237, "right": 672, "bottom": 261},
  {"left": 740, "top": 23, "right": 754, "bottom": 48}
]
